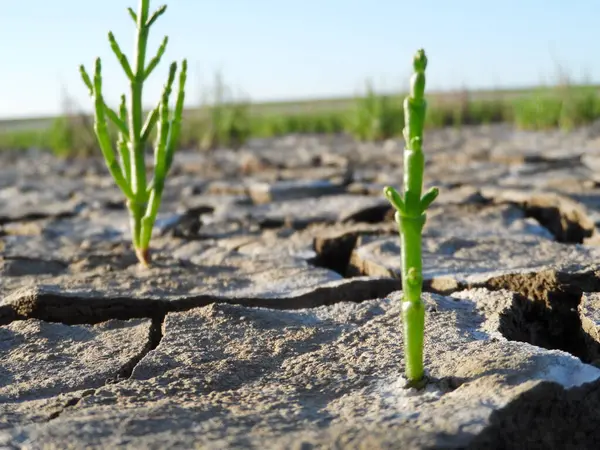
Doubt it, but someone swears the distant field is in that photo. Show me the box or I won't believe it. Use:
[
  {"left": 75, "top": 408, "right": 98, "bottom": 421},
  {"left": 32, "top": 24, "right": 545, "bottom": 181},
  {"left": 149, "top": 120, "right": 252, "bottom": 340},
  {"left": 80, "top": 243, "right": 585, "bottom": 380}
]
[
  {"left": 2, "top": 85, "right": 597, "bottom": 132},
  {"left": 2, "top": 83, "right": 600, "bottom": 155},
  {"left": 0, "top": 117, "right": 56, "bottom": 132}
]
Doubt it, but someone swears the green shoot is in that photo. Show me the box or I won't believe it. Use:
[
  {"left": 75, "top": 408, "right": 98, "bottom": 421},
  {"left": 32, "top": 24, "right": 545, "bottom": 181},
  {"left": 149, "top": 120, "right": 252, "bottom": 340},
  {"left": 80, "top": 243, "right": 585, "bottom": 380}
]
[
  {"left": 383, "top": 49, "right": 439, "bottom": 384},
  {"left": 80, "top": 0, "right": 188, "bottom": 267}
]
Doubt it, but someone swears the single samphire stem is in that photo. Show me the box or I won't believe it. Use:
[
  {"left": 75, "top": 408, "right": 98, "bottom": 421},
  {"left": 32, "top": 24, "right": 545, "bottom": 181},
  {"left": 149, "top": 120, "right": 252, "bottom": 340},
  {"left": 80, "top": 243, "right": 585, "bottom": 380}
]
[
  {"left": 384, "top": 49, "right": 439, "bottom": 383},
  {"left": 80, "top": 0, "right": 188, "bottom": 267}
]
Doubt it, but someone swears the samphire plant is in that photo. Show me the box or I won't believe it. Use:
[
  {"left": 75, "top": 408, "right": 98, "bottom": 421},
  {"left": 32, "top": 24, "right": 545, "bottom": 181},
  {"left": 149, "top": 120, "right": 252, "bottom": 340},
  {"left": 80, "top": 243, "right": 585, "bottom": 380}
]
[
  {"left": 384, "top": 49, "right": 439, "bottom": 384},
  {"left": 80, "top": 0, "right": 188, "bottom": 266}
]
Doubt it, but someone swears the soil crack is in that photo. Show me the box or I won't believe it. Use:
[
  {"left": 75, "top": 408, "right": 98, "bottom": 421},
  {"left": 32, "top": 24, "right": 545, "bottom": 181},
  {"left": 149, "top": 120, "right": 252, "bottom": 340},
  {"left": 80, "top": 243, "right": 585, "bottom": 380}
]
[
  {"left": 45, "top": 389, "right": 95, "bottom": 422},
  {"left": 43, "top": 313, "right": 166, "bottom": 423},
  {"left": 312, "top": 224, "right": 395, "bottom": 277},
  {"left": 472, "top": 268, "right": 600, "bottom": 363},
  {"left": 0, "top": 305, "right": 17, "bottom": 326},
  {"left": 484, "top": 190, "right": 596, "bottom": 244},
  {"left": 112, "top": 313, "right": 165, "bottom": 382},
  {"left": 426, "top": 267, "right": 600, "bottom": 364},
  {"left": 2, "top": 277, "right": 400, "bottom": 325}
]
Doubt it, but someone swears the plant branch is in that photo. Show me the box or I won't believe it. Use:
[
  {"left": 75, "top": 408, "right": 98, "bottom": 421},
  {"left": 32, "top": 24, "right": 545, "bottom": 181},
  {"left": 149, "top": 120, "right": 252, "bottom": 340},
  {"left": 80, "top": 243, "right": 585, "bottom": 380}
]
[
  {"left": 146, "top": 5, "right": 167, "bottom": 28},
  {"left": 144, "top": 36, "right": 168, "bottom": 80},
  {"left": 103, "top": 103, "right": 129, "bottom": 138},
  {"left": 90, "top": 58, "right": 134, "bottom": 200},
  {"left": 117, "top": 94, "right": 132, "bottom": 183},
  {"left": 139, "top": 62, "right": 177, "bottom": 252},
  {"left": 108, "top": 32, "right": 134, "bottom": 80},
  {"left": 127, "top": 7, "right": 137, "bottom": 23},
  {"left": 165, "top": 59, "right": 187, "bottom": 173}
]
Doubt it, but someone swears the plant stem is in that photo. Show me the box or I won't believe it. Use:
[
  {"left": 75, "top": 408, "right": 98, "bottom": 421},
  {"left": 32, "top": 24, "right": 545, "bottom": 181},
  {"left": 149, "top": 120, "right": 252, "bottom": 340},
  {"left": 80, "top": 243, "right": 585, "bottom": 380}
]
[
  {"left": 398, "top": 213, "right": 426, "bottom": 381},
  {"left": 129, "top": 0, "right": 150, "bottom": 237},
  {"left": 400, "top": 142, "right": 426, "bottom": 382},
  {"left": 383, "top": 49, "right": 438, "bottom": 384},
  {"left": 139, "top": 60, "right": 187, "bottom": 256},
  {"left": 128, "top": 0, "right": 155, "bottom": 266}
]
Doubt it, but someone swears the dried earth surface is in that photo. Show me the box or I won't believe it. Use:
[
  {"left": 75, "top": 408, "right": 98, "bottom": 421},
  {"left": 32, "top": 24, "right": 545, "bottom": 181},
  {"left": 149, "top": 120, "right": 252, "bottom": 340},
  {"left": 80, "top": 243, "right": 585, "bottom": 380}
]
[{"left": 4, "top": 123, "right": 600, "bottom": 448}]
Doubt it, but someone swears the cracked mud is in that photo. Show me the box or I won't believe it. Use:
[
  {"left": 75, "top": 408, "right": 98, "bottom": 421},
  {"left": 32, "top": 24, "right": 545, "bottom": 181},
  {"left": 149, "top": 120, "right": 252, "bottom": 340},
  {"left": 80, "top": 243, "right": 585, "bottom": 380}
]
[{"left": 4, "top": 124, "right": 600, "bottom": 448}]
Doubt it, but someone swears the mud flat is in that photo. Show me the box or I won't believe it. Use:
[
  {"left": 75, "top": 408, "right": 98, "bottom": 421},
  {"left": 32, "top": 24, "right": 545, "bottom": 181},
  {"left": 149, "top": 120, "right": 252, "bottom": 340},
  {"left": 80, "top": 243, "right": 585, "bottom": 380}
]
[{"left": 3, "top": 123, "right": 600, "bottom": 448}]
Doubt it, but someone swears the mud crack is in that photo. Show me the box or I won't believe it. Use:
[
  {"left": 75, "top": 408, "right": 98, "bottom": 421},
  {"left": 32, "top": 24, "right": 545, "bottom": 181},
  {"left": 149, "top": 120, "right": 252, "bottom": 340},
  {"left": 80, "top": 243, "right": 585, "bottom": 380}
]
[
  {"left": 112, "top": 313, "right": 165, "bottom": 382},
  {"left": 2, "top": 277, "right": 400, "bottom": 325},
  {"left": 473, "top": 268, "right": 600, "bottom": 363},
  {"left": 43, "top": 313, "right": 166, "bottom": 423},
  {"left": 45, "top": 389, "right": 95, "bottom": 422},
  {"left": 485, "top": 190, "right": 596, "bottom": 244},
  {"left": 312, "top": 224, "right": 395, "bottom": 277},
  {"left": 467, "top": 377, "right": 600, "bottom": 449}
]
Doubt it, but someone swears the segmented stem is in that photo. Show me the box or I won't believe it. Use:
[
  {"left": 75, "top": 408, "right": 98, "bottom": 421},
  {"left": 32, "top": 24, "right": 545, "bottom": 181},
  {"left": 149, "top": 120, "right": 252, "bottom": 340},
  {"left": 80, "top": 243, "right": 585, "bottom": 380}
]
[
  {"left": 165, "top": 59, "right": 187, "bottom": 174},
  {"left": 82, "top": 59, "right": 134, "bottom": 200},
  {"left": 383, "top": 49, "right": 439, "bottom": 384},
  {"left": 139, "top": 62, "right": 177, "bottom": 251},
  {"left": 129, "top": 0, "right": 151, "bottom": 202}
]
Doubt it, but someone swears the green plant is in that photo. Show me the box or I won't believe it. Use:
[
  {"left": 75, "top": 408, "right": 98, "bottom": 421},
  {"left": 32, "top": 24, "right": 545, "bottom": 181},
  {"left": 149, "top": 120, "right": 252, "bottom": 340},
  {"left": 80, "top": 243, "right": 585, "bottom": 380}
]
[
  {"left": 349, "top": 80, "right": 403, "bottom": 141},
  {"left": 251, "top": 111, "right": 347, "bottom": 137},
  {"left": 197, "top": 72, "right": 252, "bottom": 150},
  {"left": 467, "top": 98, "right": 507, "bottom": 125},
  {"left": 384, "top": 49, "right": 439, "bottom": 384},
  {"left": 79, "top": 0, "right": 187, "bottom": 266},
  {"left": 48, "top": 114, "right": 99, "bottom": 158},
  {"left": 512, "top": 88, "right": 563, "bottom": 130},
  {"left": 47, "top": 88, "right": 99, "bottom": 157},
  {"left": 558, "top": 86, "right": 600, "bottom": 130},
  {"left": 0, "top": 129, "right": 48, "bottom": 151}
]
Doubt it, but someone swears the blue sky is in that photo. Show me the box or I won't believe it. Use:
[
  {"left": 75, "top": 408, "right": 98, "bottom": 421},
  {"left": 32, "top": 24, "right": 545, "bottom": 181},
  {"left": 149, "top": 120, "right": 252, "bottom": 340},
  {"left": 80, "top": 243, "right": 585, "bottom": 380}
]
[{"left": 0, "top": 0, "right": 598, "bottom": 118}]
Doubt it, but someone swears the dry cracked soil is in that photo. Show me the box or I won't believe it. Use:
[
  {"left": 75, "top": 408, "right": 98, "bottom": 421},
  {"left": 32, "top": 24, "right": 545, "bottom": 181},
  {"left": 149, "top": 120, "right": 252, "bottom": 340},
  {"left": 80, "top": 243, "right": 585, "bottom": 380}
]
[{"left": 4, "top": 124, "right": 600, "bottom": 448}]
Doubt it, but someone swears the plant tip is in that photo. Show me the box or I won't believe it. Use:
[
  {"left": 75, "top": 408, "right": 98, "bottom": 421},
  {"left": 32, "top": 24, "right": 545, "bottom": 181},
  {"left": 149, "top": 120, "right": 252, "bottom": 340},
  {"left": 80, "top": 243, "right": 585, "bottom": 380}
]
[{"left": 413, "top": 49, "right": 427, "bottom": 73}]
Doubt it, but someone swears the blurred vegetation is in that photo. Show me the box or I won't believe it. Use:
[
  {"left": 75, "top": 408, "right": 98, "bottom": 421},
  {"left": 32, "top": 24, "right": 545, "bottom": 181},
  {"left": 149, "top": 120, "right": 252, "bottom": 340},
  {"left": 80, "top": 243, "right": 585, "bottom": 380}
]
[
  {"left": 512, "top": 85, "right": 600, "bottom": 130},
  {"left": 183, "top": 72, "right": 253, "bottom": 151},
  {"left": 2, "top": 78, "right": 600, "bottom": 156},
  {"left": 0, "top": 89, "right": 104, "bottom": 157},
  {"left": 346, "top": 81, "right": 403, "bottom": 141},
  {"left": 47, "top": 113, "right": 99, "bottom": 157}
]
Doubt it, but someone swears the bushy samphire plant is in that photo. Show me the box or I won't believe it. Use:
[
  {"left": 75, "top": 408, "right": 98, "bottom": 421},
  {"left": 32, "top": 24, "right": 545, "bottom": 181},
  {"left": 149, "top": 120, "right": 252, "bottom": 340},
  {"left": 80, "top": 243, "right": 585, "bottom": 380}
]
[
  {"left": 80, "top": 0, "right": 188, "bottom": 266},
  {"left": 384, "top": 49, "right": 438, "bottom": 385}
]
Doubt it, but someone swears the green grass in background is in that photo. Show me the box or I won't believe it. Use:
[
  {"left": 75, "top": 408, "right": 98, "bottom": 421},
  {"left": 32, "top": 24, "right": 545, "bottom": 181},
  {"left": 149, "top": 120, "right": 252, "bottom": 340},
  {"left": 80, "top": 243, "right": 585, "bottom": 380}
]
[
  {"left": 0, "top": 128, "right": 48, "bottom": 151},
  {"left": 2, "top": 81, "right": 600, "bottom": 156},
  {"left": 346, "top": 81, "right": 403, "bottom": 141},
  {"left": 188, "top": 72, "right": 253, "bottom": 151},
  {"left": 512, "top": 85, "right": 600, "bottom": 130}
]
